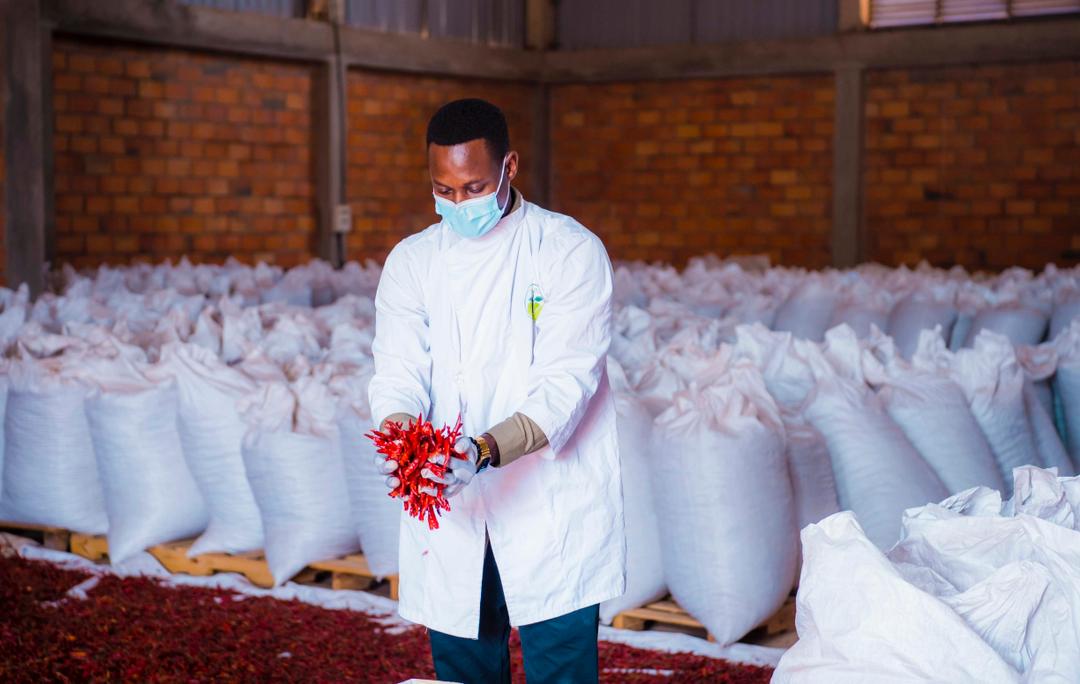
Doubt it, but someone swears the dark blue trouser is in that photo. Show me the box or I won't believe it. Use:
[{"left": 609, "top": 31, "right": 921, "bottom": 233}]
[{"left": 428, "top": 543, "right": 600, "bottom": 684}]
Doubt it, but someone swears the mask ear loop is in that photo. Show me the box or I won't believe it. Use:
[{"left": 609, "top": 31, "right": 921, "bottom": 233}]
[{"left": 494, "top": 155, "right": 510, "bottom": 211}]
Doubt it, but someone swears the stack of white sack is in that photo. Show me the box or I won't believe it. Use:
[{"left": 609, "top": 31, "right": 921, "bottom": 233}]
[
  {"left": 912, "top": 328, "right": 1073, "bottom": 493},
  {"left": 800, "top": 325, "right": 949, "bottom": 550},
  {"left": 1, "top": 327, "right": 109, "bottom": 534},
  {"left": 1054, "top": 321, "right": 1080, "bottom": 469},
  {"left": 76, "top": 341, "right": 210, "bottom": 565},
  {"left": 732, "top": 324, "right": 840, "bottom": 534},
  {"left": 774, "top": 465, "right": 1080, "bottom": 683},
  {"left": 148, "top": 342, "right": 263, "bottom": 557},
  {"left": 0, "top": 254, "right": 1076, "bottom": 608},
  {"left": 326, "top": 322, "right": 401, "bottom": 580},
  {"left": 650, "top": 361, "right": 798, "bottom": 645},
  {"left": 599, "top": 359, "right": 666, "bottom": 624},
  {"left": 0, "top": 259, "right": 399, "bottom": 583},
  {"left": 238, "top": 368, "right": 361, "bottom": 586}
]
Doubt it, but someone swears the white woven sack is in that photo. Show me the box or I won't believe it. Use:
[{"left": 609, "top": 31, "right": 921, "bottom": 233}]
[
  {"left": 772, "top": 279, "right": 839, "bottom": 343},
  {"left": 962, "top": 304, "right": 1048, "bottom": 348},
  {"left": 949, "top": 332, "right": 1042, "bottom": 494},
  {"left": 150, "top": 343, "right": 264, "bottom": 557},
  {"left": 803, "top": 342, "right": 947, "bottom": 550},
  {"left": 887, "top": 294, "right": 957, "bottom": 359},
  {"left": 3, "top": 345, "right": 108, "bottom": 533},
  {"left": 332, "top": 364, "right": 401, "bottom": 579},
  {"left": 773, "top": 512, "right": 1020, "bottom": 684},
  {"left": 876, "top": 369, "right": 1004, "bottom": 494},
  {"left": 1054, "top": 321, "right": 1080, "bottom": 469},
  {"left": 241, "top": 380, "right": 359, "bottom": 586},
  {"left": 651, "top": 366, "right": 797, "bottom": 644},
  {"left": 83, "top": 358, "right": 209, "bottom": 564},
  {"left": 600, "top": 360, "right": 666, "bottom": 624}
]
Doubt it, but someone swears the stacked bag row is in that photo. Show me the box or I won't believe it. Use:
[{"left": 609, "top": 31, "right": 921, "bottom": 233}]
[
  {"left": 774, "top": 466, "right": 1080, "bottom": 682},
  {"left": 0, "top": 259, "right": 400, "bottom": 587},
  {"left": 0, "top": 255, "right": 1076, "bottom": 647}
]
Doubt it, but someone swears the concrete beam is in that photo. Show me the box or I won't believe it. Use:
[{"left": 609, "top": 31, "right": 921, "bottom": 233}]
[
  {"left": 3, "top": 0, "right": 48, "bottom": 295},
  {"left": 42, "top": 0, "right": 1080, "bottom": 84},
  {"left": 542, "top": 17, "right": 1080, "bottom": 82},
  {"left": 44, "top": 0, "right": 543, "bottom": 81},
  {"left": 831, "top": 65, "right": 865, "bottom": 268}
]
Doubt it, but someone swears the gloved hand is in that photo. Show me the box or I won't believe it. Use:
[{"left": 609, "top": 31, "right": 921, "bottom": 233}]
[
  {"left": 374, "top": 450, "right": 402, "bottom": 491},
  {"left": 419, "top": 437, "right": 479, "bottom": 500},
  {"left": 374, "top": 416, "right": 414, "bottom": 491}
]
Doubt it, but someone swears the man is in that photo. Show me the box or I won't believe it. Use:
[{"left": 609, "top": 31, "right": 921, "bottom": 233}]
[{"left": 368, "top": 98, "right": 625, "bottom": 683}]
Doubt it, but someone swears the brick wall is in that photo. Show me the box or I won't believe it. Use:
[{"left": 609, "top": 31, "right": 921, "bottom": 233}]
[
  {"left": 865, "top": 60, "right": 1080, "bottom": 271},
  {"left": 345, "top": 70, "right": 536, "bottom": 263},
  {"left": 52, "top": 38, "right": 317, "bottom": 269},
  {"left": 4, "top": 36, "right": 1072, "bottom": 281},
  {"left": 549, "top": 76, "right": 835, "bottom": 267}
]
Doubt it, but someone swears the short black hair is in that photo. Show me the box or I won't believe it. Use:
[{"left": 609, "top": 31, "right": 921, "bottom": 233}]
[{"left": 426, "top": 98, "right": 510, "bottom": 162}]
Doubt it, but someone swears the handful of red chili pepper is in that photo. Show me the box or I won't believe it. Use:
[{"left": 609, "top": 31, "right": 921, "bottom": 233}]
[{"left": 366, "top": 416, "right": 464, "bottom": 530}]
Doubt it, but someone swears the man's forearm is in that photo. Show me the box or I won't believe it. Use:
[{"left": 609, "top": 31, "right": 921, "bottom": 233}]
[
  {"left": 379, "top": 411, "right": 548, "bottom": 468},
  {"left": 485, "top": 412, "right": 549, "bottom": 467},
  {"left": 379, "top": 412, "right": 419, "bottom": 431}
]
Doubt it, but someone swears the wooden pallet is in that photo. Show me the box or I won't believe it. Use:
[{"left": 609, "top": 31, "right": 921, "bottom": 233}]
[
  {"left": 612, "top": 593, "right": 797, "bottom": 646},
  {"left": 309, "top": 554, "right": 400, "bottom": 598},
  {"left": 66, "top": 532, "right": 397, "bottom": 598},
  {"left": 0, "top": 520, "right": 75, "bottom": 551}
]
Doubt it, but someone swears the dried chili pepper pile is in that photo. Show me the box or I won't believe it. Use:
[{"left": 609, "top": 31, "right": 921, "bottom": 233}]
[
  {"left": 0, "top": 553, "right": 774, "bottom": 683},
  {"left": 367, "top": 415, "right": 464, "bottom": 530}
]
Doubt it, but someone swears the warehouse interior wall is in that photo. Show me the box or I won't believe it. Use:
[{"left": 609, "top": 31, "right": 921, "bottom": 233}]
[
  {"left": 2, "top": 1, "right": 1079, "bottom": 289},
  {"left": 864, "top": 61, "right": 1079, "bottom": 271},
  {"left": 550, "top": 76, "right": 835, "bottom": 268},
  {"left": 344, "top": 70, "right": 536, "bottom": 262},
  {"left": 52, "top": 39, "right": 320, "bottom": 269}
]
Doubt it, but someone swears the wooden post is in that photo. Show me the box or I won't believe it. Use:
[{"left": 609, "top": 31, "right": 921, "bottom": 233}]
[
  {"left": 2, "top": 0, "right": 48, "bottom": 295},
  {"left": 313, "top": 40, "right": 348, "bottom": 265},
  {"left": 530, "top": 83, "right": 551, "bottom": 207},
  {"left": 831, "top": 64, "right": 866, "bottom": 268},
  {"left": 525, "top": 0, "right": 556, "bottom": 50},
  {"left": 838, "top": 0, "right": 869, "bottom": 32}
]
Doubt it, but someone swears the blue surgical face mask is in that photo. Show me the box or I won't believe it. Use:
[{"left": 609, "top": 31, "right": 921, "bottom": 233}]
[{"left": 433, "top": 159, "right": 509, "bottom": 239}]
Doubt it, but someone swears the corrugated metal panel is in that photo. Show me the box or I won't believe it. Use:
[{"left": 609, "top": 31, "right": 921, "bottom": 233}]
[
  {"left": 696, "top": 0, "right": 837, "bottom": 43},
  {"left": 178, "top": 0, "right": 304, "bottom": 18},
  {"left": 346, "top": 0, "right": 425, "bottom": 34},
  {"left": 427, "top": 0, "right": 525, "bottom": 47},
  {"left": 558, "top": 0, "right": 837, "bottom": 49},
  {"left": 557, "top": 0, "right": 693, "bottom": 49}
]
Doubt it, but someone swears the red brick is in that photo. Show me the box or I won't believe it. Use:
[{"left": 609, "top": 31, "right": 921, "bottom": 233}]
[
  {"left": 866, "top": 61, "right": 1078, "bottom": 270},
  {"left": 52, "top": 38, "right": 317, "bottom": 268}
]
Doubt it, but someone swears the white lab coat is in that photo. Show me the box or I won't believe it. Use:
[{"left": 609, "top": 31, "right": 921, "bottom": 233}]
[{"left": 369, "top": 195, "right": 626, "bottom": 639}]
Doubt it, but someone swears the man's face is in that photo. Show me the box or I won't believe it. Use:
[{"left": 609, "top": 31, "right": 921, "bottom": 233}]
[{"left": 429, "top": 139, "right": 518, "bottom": 206}]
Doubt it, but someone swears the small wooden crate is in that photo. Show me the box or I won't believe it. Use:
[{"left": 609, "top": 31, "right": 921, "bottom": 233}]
[
  {"left": 612, "top": 593, "right": 797, "bottom": 646},
  {"left": 0, "top": 520, "right": 74, "bottom": 551},
  {"left": 66, "top": 533, "right": 398, "bottom": 598}
]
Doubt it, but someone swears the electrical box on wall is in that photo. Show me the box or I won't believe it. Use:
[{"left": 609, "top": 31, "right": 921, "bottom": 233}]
[{"left": 334, "top": 204, "right": 352, "bottom": 233}]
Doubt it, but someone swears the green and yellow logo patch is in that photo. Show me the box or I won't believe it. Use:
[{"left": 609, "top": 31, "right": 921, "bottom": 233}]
[{"left": 526, "top": 283, "right": 544, "bottom": 321}]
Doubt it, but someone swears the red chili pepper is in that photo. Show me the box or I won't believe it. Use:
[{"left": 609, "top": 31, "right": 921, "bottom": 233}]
[{"left": 366, "top": 415, "right": 464, "bottom": 530}]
